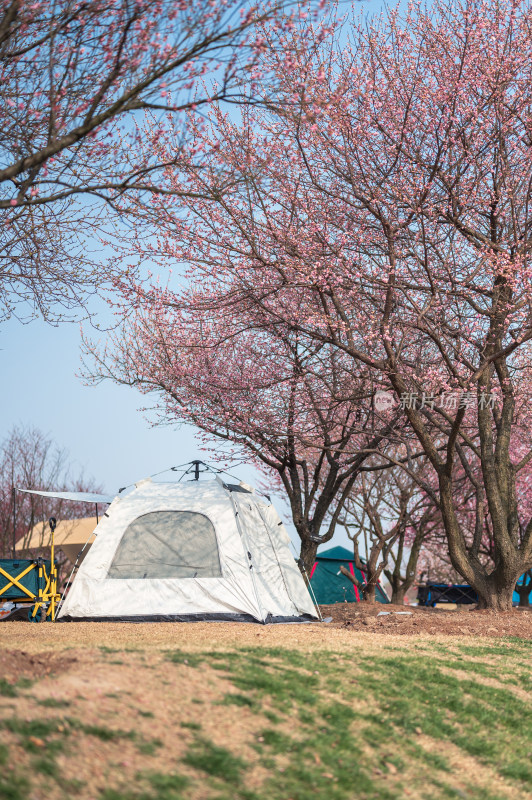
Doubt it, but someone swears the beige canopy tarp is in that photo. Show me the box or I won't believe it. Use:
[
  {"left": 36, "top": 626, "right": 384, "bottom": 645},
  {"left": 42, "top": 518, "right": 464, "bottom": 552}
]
[{"left": 15, "top": 517, "right": 97, "bottom": 564}]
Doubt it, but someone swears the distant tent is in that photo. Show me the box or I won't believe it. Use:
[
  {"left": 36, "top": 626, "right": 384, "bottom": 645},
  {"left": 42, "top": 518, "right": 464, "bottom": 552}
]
[
  {"left": 16, "top": 517, "right": 98, "bottom": 565},
  {"left": 57, "top": 477, "right": 319, "bottom": 623},
  {"left": 309, "top": 545, "right": 389, "bottom": 604}
]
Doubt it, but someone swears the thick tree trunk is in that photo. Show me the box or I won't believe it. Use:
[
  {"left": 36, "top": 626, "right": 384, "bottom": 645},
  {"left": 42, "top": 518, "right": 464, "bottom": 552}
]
[
  {"left": 390, "top": 586, "right": 406, "bottom": 605},
  {"left": 298, "top": 537, "right": 319, "bottom": 577},
  {"left": 438, "top": 472, "right": 528, "bottom": 610},
  {"left": 362, "top": 580, "right": 377, "bottom": 603},
  {"left": 462, "top": 569, "right": 518, "bottom": 611},
  {"left": 468, "top": 560, "right": 521, "bottom": 610},
  {"left": 475, "top": 585, "right": 514, "bottom": 611},
  {"left": 385, "top": 564, "right": 416, "bottom": 605}
]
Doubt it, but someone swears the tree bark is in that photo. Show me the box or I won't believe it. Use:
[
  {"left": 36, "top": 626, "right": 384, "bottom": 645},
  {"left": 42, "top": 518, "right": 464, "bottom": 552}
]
[
  {"left": 339, "top": 564, "right": 362, "bottom": 588},
  {"left": 362, "top": 580, "right": 378, "bottom": 603},
  {"left": 475, "top": 583, "right": 515, "bottom": 611},
  {"left": 298, "top": 537, "right": 319, "bottom": 577},
  {"left": 390, "top": 586, "right": 406, "bottom": 605},
  {"left": 437, "top": 470, "right": 528, "bottom": 611}
]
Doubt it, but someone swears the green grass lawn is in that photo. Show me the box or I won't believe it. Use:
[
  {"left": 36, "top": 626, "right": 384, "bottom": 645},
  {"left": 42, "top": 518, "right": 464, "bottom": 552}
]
[{"left": 1, "top": 637, "right": 530, "bottom": 800}]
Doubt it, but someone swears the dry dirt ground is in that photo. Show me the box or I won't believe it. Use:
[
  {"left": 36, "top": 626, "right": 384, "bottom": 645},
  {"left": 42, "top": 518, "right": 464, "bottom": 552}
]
[
  {"left": 2, "top": 602, "right": 531, "bottom": 653},
  {"left": 1, "top": 608, "right": 531, "bottom": 800},
  {"left": 321, "top": 602, "right": 532, "bottom": 638}
]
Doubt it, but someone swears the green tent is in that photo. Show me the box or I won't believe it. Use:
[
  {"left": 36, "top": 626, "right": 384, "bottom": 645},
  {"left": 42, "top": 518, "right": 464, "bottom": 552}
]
[{"left": 309, "top": 545, "right": 389, "bottom": 604}]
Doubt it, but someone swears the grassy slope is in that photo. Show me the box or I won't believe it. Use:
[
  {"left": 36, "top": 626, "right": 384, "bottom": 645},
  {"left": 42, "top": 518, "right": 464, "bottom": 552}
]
[{"left": 1, "top": 637, "right": 531, "bottom": 800}]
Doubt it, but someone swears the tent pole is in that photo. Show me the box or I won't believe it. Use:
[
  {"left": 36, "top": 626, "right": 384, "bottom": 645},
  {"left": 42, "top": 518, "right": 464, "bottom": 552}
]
[
  {"left": 95, "top": 503, "right": 99, "bottom": 524},
  {"left": 12, "top": 487, "right": 16, "bottom": 558},
  {"left": 54, "top": 526, "right": 96, "bottom": 621},
  {"left": 300, "top": 561, "right": 323, "bottom": 622}
]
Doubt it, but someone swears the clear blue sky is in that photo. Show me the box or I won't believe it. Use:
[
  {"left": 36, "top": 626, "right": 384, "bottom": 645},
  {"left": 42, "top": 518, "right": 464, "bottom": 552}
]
[{"left": 0, "top": 309, "right": 262, "bottom": 494}]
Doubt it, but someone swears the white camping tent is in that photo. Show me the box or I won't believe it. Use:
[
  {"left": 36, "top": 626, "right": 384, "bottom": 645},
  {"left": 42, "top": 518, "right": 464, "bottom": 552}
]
[{"left": 57, "top": 477, "right": 318, "bottom": 623}]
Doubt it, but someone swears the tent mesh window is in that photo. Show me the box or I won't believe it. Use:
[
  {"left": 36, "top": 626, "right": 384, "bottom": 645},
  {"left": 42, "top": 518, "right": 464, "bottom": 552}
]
[{"left": 107, "top": 511, "right": 222, "bottom": 579}]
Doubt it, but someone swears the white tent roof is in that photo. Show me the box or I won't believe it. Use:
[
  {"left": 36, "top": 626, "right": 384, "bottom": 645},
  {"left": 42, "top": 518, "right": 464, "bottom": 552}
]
[{"left": 58, "top": 477, "right": 318, "bottom": 624}]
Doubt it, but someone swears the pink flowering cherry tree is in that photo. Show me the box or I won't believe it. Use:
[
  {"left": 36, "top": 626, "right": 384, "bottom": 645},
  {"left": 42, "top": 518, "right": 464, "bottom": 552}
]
[{"left": 109, "top": 0, "right": 532, "bottom": 609}]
